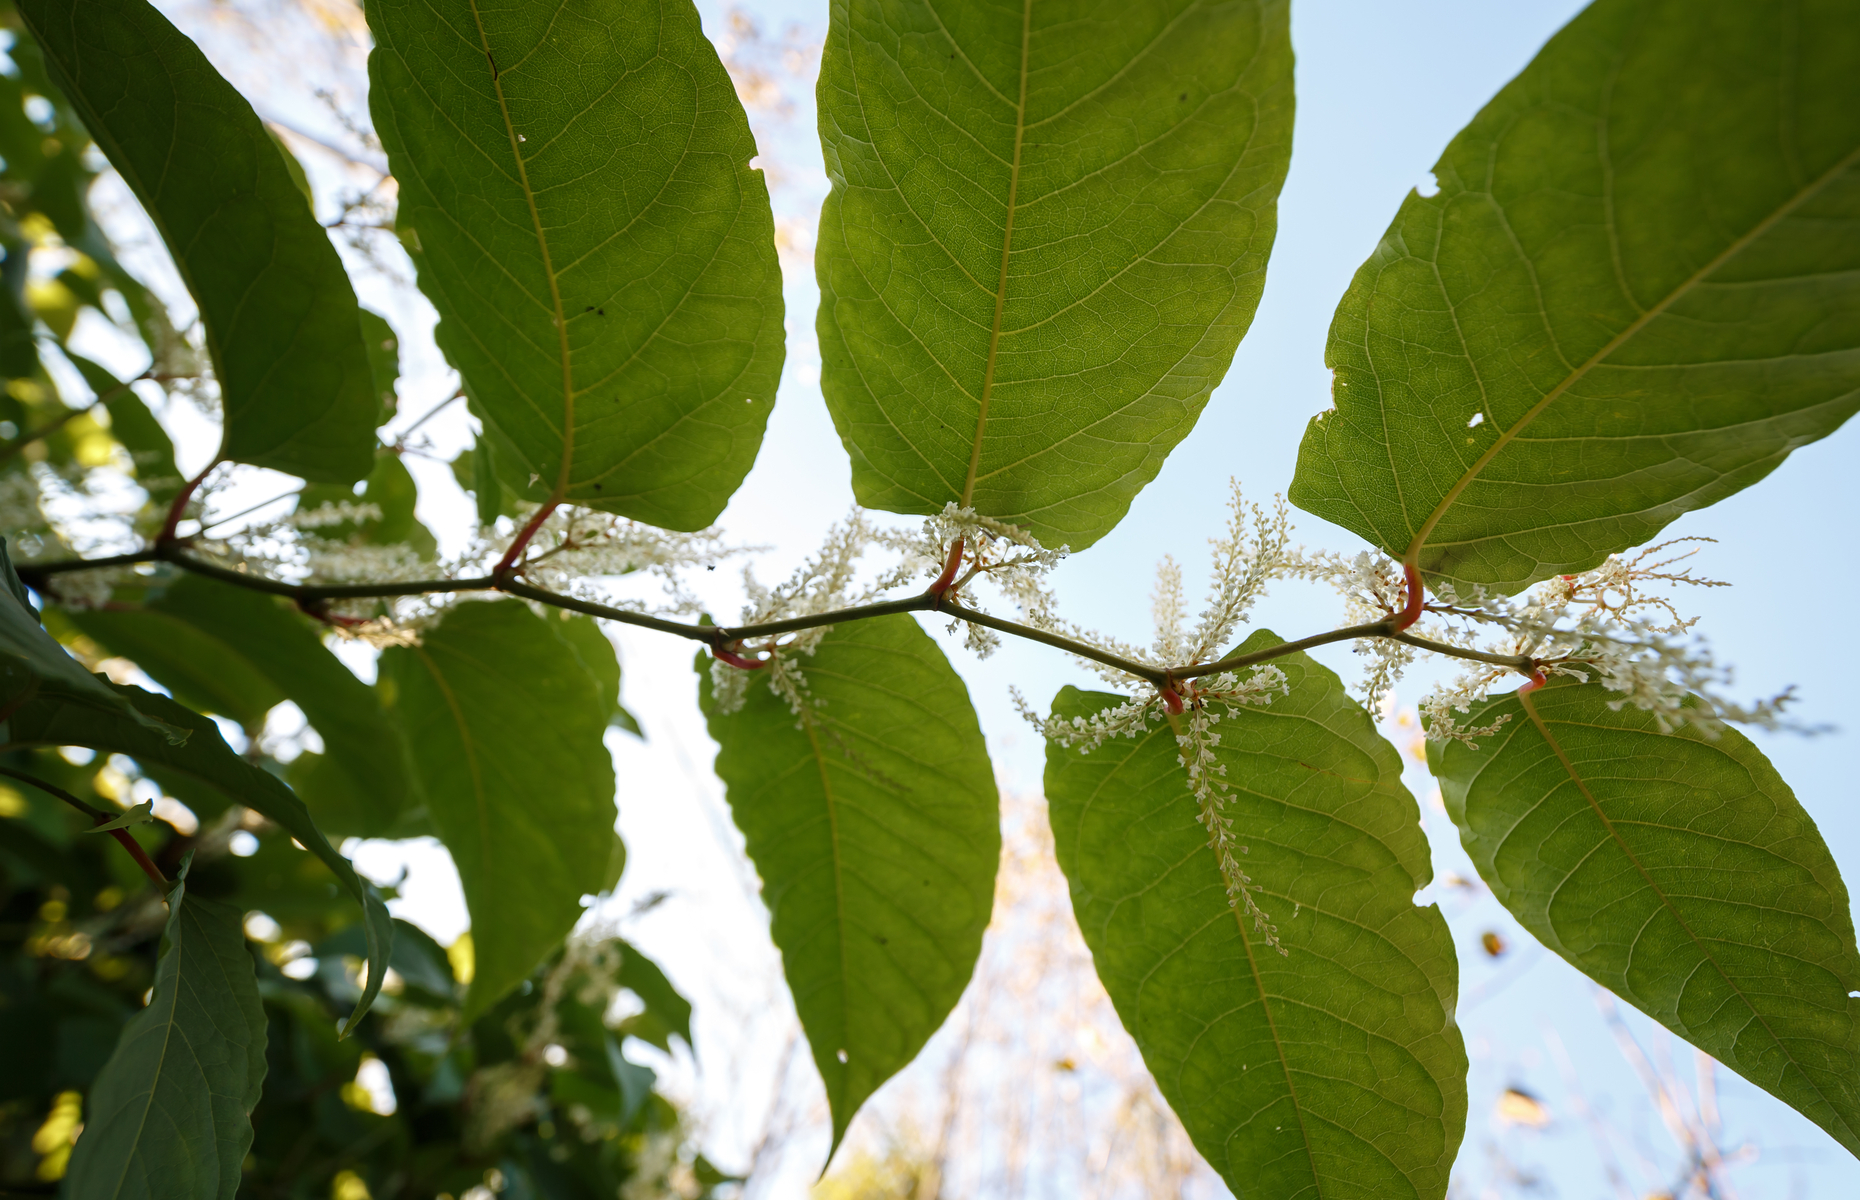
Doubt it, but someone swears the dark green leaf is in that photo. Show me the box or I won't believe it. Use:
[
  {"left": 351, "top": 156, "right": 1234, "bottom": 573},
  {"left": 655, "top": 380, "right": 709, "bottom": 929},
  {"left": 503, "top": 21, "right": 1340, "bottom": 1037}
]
[
  {"left": 365, "top": 0, "right": 784, "bottom": 528},
  {"left": 699, "top": 616, "right": 998, "bottom": 1148},
  {"left": 64, "top": 353, "right": 184, "bottom": 510},
  {"left": 1291, "top": 0, "right": 1860, "bottom": 594},
  {"left": 3, "top": 684, "right": 393, "bottom": 1032},
  {"left": 615, "top": 939, "right": 691, "bottom": 1053},
  {"left": 18, "top": 0, "right": 379, "bottom": 482},
  {"left": 1, "top": 540, "right": 181, "bottom": 742},
  {"left": 67, "top": 573, "right": 411, "bottom": 838},
  {"left": 547, "top": 614, "right": 639, "bottom": 736},
  {"left": 264, "top": 125, "right": 314, "bottom": 212},
  {"left": 62, "top": 607, "right": 286, "bottom": 730},
  {"left": 64, "top": 856, "right": 266, "bottom": 1200},
  {"left": 358, "top": 308, "right": 400, "bottom": 424},
  {"left": 1045, "top": 632, "right": 1465, "bottom": 1197},
  {"left": 318, "top": 917, "right": 456, "bottom": 1001},
  {"left": 816, "top": 0, "right": 1293, "bottom": 550},
  {"left": 1431, "top": 678, "right": 1860, "bottom": 1156},
  {"left": 380, "top": 600, "right": 617, "bottom": 1021},
  {"left": 605, "top": 1033, "right": 655, "bottom": 1126}
]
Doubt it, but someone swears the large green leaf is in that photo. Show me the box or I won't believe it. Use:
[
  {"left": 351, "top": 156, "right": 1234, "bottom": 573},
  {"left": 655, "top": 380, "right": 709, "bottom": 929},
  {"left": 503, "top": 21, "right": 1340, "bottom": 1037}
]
[
  {"left": 2, "top": 684, "right": 394, "bottom": 1033},
  {"left": 64, "top": 857, "right": 267, "bottom": 1200},
  {"left": 17, "top": 0, "right": 379, "bottom": 483},
  {"left": 365, "top": 0, "right": 784, "bottom": 528},
  {"left": 1, "top": 540, "right": 180, "bottom": 742},
  {"left": 66, "top": 573, "right": 412, "bottom": 838},
  {"left": 61, "top": 608, "right": 285, "bottom": 731},
  {"left": 379, "top": 600, "right": 617, "bottom": 1021},
  {"left": 1431, "top": 678, "right": 1860, "bottom": 1156},
  {"left": 1045, "top": 632, "right": 1465, "bottom": 1197},
  {"left": 1290, "top": 0, "right": 1860, "bottom": 594},
  {"left": 815, "top": 0, "right": 1293, "bottom": 550},
  {"left": 698, "top": 616, "right": 998, "bottom": 1149}
]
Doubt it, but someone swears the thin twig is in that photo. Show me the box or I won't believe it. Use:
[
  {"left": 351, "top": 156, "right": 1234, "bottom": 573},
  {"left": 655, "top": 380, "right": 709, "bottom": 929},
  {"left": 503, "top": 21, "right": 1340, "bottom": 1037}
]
[
  {"left": 0, "top": 765, "right": 169, "bottom": 885},
  {"left": 13, "top": 541, "right": 1548, "bottom": 688}
]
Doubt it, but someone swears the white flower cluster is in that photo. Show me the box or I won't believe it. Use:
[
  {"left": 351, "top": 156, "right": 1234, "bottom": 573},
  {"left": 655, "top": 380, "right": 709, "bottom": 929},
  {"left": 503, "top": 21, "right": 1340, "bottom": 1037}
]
[
  {"left": 896, "top": 503, "right": 1070, "bottom": 656},
  {"left": 1278, "top": 548, "right": 1417, "bottom": 712},
  {"left": 1408, "top": 540, "right": 1784, "bottom": 743},
  {"left": 487, "top": 504, "right": 738, "bottom": 616}
]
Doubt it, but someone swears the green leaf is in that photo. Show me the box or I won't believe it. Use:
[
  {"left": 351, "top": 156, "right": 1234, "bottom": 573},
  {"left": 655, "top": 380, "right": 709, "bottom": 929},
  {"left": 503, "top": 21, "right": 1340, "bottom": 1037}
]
[
  {"left": 85, "top": 799, "right": 154, "bottom": 832},
  {"left": 65, "top": 573, "right": 412, "bottom": 838},
  {"left": 62, "top": 607, "right": 286, "bottom": 730},
  {"left": 0, "top": 540, "right": 181, "bottom": 743},
  {"left": 547, "top": 613, "right": 640, "bottom": 736},
  {"left": 615, "top": 939, "right": 692, "bottom": 1053},
  {"left": 64, "top": 353, "right": 184, "bottom": 510},
  {"left": 358, "top": 308, "right": 400, "bottom": 424},
  {"left": 2, "top": 683, "right": 394, "bottom": 1033},
  {"left": 18, "top": 0, "right": 379, "bottom": 482},
  {"left": 1290, "top": 0, "right": 1860, "bottom": 594},
  {"left": 1044, "top": 632, "right": 1465, "bottom": 1198},
  {"left": 698, "top": 616, "right": 999, "bottom": 1148},
  {"left": 365, "top": 0, "right": 784, "bottom": 528},
  {"left": 1430, "top": 678, "right": 1860, "bottom": 1156},
  {"left": 379, "top": 600, "right": 617, "bottom": 1021},
  {"left": 815, "top": 0, "right": 1293, "bottom": 550},
  {"left": 64, "top": 856, "right": 267, "bottom": 1200}
]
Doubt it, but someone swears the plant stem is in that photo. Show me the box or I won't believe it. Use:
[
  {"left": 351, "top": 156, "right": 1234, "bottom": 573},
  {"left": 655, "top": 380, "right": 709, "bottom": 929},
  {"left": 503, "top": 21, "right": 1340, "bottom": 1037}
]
[
  {"left": 0, "top": 766, "right": 169, "bottom": 886},
  {"left": 158, "top": 461, "right": 218, "bottom": 543},
  {"left": 14, "top": 541, "right": 1546, "bottom": 691},
  {"left": 493, "top": 500, "right": 559, "bottom": 577}
]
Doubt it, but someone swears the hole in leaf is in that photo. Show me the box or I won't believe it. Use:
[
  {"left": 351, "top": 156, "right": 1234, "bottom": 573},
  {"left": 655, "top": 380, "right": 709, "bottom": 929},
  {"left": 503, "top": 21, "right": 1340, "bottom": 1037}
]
[{"left": 1467, "top": 411, "right": 1485, "bottom": 428}]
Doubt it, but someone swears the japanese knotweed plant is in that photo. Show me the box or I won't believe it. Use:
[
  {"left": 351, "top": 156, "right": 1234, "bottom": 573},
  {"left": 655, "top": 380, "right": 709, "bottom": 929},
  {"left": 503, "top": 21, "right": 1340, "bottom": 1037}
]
[{"left": 4, "top": 0, "right": 1859, "bottom": 1196}]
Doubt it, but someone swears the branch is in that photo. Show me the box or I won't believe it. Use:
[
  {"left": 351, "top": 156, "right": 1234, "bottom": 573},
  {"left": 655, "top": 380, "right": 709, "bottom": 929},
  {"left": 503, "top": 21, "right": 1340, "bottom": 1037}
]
[
  {"left": 15, "top": 543, "right": 1545, "bottom": 694},
  {"left": 0, "top": 765, "right": 169, "bottom": 886}
]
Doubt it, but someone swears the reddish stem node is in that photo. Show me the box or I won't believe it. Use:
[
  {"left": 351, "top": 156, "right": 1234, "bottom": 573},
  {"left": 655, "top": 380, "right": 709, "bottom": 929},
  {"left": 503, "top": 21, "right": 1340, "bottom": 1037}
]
[
  {"left": 493, "top": 500, "right": 560, "bottom": 577},
  {"left": 104, "top": 824, "right": 169, "bottom": 887},
  {"left": 157, "top": 462, "right": 218, "bottom": 544},
  {"left": 1159, "top": 685, "right": 1185, "bottom": 715},
  {"left": 713, "top": 644, "right": 767, "bottom": 671},
  {"left": 1516, "top": 668, "right": 1548, "bottom": 698},
  {"left": 1394, "top": 561, "right": 1425, "bottom": 631},
  {"left": 927, "top": 538, "right": 965, "bottom": 605}
]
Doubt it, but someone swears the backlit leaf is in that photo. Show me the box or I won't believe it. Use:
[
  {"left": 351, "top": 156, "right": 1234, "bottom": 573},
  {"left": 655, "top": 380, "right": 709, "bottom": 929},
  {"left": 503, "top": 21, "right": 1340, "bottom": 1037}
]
[
  {"left": 365, "top": 0, "right": 784, "bottom": 528},
  {"left": 1, "top": 540, "right": 180, "bottom": 743},
  {"left": 1291, "top": 0, "right": 1860, "bottom": 593},
  {"left": 379, "top": 600, "right": 617, "bottom": 1021},
  {"left": 699, "top": 616, "right": 998, "bottom": 1149},
  {"left": 1045, "top": 633, "right": 1466, "bottom": 1197},
  {"left": 1431, "top": 678, "right": 1860, "bottom": 1156},
  {"left": 18, "top": 0, "right": 380, "bottom": 483},
  {"left": 816, "top": 0, "right": 1293, "bottom": 549}
]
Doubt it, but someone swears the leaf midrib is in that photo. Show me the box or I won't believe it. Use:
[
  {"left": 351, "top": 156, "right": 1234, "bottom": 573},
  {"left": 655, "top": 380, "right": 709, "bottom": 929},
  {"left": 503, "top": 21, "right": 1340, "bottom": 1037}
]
[
  {"left": 414, "top": 646, "right": 492, "bottom": 909},
  {"left": 960, "top": 0, "right": 1034, "bottom": 508},
  {"left": 103, "top": 882, "right": 185, "bottom": 1200},
  {"left": 798, "top": 708, "right": 854, "bottom": 1142},
  {"left": 468, "top": 0, "right": 575, "bottom": 500},
  {"left": 1111, "top": 717, "right": 1326, "bottom": 1193},
  {"left": 1515, "top": 693, "right": 1860, "bottom": 1146},
  {"left": 1402, "top": 140, "right": 1860, "bottom": 570}
]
